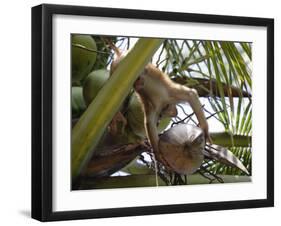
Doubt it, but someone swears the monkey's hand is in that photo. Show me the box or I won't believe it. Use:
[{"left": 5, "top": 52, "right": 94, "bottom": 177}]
[
  {"left": 176, "top": 86, "right": 212, "bottom": 144},
  {"left": 199, "top": 122, "right": 212, "bottom": 144}
]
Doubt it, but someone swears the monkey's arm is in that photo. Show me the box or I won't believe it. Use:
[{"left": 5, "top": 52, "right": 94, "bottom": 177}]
[
  {"left": 143, "top": 102, "right": 160, "bottom": 154},
  {"left": 173, "top": 86, "right": 212, "bottom": 143}
]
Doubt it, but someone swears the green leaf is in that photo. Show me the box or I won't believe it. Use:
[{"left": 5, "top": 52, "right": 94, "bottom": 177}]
[{"left": 210, "top": 132, "right": 251, "bottom": 147}]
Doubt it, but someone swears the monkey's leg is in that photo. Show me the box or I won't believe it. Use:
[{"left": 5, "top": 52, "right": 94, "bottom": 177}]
[
  {"left": 142, "top": 102, "right": 176, "bottom": 184},
  {"left": 172, "top": 86, "right": 212, "bottom": 143},
  {"left": 144, "top": 106, "right": 160, "bottom": 154},
  {"left": 142, "top": 102, "right": 162, "bottom": 186}
]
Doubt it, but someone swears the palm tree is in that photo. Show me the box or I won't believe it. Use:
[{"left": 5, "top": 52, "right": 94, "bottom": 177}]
[{"left": 71, "top": 36, "right": 252, "bottom": 189}]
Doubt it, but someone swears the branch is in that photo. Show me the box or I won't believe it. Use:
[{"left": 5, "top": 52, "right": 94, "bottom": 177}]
[
  {"left": 172, "top": 77, "right": 251, "bottom": 97},
  {"left": 211, "top": 132, "right": 251, "bottom": 147},
  {"left": 81, "top": 143, "right": 147, "bottom": 178}
]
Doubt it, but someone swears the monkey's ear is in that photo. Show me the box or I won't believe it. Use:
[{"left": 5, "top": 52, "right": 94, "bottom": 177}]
[
  {"left": 143, "top": 65, "right": 149, "bottom": 74},
  {"left": 133, "top": 76, "right": 145, "bottom": 92}
]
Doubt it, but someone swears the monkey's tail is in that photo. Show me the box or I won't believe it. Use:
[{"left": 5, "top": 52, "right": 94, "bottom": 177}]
[{"left": 101, "top": 37, "right": 122, "bottom": 57}]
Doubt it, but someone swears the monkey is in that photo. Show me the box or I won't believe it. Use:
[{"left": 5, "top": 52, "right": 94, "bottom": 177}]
[
  {"left": 107, "top": 39, "right": 211, "bottom": 184},
  {"left": 135, "top": 64, "right": 211, "bottom": 170}
]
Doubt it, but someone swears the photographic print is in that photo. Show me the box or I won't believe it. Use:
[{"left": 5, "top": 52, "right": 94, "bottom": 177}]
[
  {"left": 32, "top": 4, "right": 273, "bottom": 221},
  {"left": 71, "top": 35, "right": 252, "bottom": 190}
]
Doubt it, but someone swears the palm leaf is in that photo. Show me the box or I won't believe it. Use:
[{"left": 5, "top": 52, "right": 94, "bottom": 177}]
[{"left": 160, "top": 39, "right": 252, "bottom": 176}]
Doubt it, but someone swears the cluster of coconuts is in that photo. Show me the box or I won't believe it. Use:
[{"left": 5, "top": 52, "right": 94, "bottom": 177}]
[
  {"left": 72, "top": 35, "right": 97, "bottom": 83},
  {"left": 71, "top": 35, "right": 110, "bottom": 119},
  {"left": 71, "top": 34, "right": 97, "bottom": 118},
  {"left": 71, "top": 35, "right": 205, "bottom": 175}
]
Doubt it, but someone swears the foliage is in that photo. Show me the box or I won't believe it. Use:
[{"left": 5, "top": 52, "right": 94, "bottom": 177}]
[{"left": 159, "top": 39, "right": 252, "bottom": 179}]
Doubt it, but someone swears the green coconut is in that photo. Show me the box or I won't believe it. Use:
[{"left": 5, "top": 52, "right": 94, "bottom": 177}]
[
  {"left": 83, "top": 69, "right": 110, "bottom": 106},
  {"left": 72, "top": 86, "right": 87, "bottom": 118},
  {"left": 72, "top": 35, "right": 97, "bottom": 83},
  {"left": 127, "top": 93, "right": 172, "bottom": 139}
]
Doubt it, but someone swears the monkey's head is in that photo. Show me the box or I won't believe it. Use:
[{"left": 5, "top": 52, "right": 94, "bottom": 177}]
[
  {"left": 132, "top": 66, "right": 153, "bottom": 93},
  {"left": 133, "top": 76, "right": 145, "bottom": 92}
]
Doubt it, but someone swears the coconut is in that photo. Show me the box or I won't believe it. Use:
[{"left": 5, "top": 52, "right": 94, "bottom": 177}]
[
  {"left": 72, "top": 35, "right": 97, "bottom": 83},
  {"left": 158, "top": 124, "right": 205, "bottom": 174}
]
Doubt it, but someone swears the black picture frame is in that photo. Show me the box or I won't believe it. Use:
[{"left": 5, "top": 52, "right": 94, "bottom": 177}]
[{"left": 32, "top": 3, "right": 274, "bottom": 222}]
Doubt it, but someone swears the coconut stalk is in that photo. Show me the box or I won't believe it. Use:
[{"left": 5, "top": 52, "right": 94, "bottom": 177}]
[{"left": 72, "top": 38, "right": 163, "bottom": 180}]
